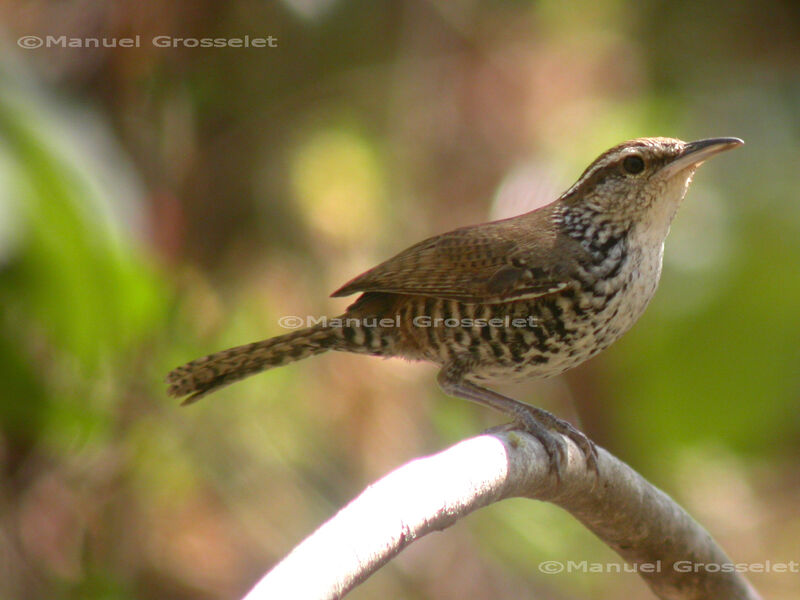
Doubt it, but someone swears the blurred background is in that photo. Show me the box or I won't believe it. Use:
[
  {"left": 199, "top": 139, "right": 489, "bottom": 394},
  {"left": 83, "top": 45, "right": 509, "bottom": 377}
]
[{"left": 0, "top": 1, "right": 798, "bottom": 598}]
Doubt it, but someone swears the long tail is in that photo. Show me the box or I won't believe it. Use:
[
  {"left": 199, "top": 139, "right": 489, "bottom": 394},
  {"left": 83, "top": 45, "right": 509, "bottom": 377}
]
[{"left": 166, "top": 323, "right": 345, "bottom": 404}]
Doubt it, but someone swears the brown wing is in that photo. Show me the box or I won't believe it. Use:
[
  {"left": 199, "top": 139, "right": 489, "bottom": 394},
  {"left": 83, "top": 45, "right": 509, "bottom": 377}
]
[{"left": 331, "top": 209, "right": 571, "bottom": 304}]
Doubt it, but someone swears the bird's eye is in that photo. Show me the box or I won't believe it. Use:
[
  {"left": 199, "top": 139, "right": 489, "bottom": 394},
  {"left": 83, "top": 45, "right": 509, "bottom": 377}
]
[{"left": 622, "top": 154, "right": 645, "bottom": 175}]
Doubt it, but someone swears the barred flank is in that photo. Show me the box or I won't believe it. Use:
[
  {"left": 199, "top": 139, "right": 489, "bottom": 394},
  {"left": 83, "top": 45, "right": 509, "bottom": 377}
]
[{"left": 166, "top": 323, "right": 342, "bottom": 404}]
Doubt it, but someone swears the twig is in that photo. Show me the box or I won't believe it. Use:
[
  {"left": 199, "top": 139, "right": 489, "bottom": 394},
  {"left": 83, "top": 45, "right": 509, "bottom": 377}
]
[{"left": 243, "top": 432, "right": 762, "bottom": 600}]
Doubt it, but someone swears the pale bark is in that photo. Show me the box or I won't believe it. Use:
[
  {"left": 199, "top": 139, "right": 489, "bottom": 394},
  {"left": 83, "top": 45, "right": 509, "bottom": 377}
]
[{"left": 243, "top": 432, "right": 762, "bottom": 600}]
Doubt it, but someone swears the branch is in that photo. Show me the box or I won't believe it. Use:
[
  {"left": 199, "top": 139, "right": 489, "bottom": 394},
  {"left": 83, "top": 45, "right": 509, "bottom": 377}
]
[{"left": 242, "top": 432, "right": 762, "bottom": 600}]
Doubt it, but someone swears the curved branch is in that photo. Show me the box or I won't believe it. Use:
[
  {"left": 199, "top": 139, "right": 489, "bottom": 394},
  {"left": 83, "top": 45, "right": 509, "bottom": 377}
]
[{"left": 243, "top": 432, "right": 762, "bottom": 600}]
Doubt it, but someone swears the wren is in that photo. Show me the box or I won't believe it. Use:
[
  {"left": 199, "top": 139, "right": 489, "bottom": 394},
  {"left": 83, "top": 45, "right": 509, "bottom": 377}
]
[{"left": 167, "top": 137, "right": 743, "bottom": 474}]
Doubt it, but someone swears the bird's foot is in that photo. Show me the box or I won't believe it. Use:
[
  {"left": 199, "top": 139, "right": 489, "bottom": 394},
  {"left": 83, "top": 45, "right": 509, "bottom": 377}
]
[{"left": 496, "top": 406, "right": 599, "bottom": 481}]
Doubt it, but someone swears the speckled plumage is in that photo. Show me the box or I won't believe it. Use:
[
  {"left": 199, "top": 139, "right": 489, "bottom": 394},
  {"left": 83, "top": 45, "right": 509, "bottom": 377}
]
[{"left": 167, "top": 136, "right": 742, "bottom": 474}]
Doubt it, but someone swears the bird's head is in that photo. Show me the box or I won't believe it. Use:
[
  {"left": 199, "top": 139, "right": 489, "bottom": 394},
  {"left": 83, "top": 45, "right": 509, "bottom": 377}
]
[{"left": 561, "top": 137, "right": 743, "bottom": 235}]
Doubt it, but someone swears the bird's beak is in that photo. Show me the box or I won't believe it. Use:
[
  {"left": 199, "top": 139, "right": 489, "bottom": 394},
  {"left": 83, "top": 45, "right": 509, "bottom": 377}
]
[{"left": 659, "top": 137, "right": 744, "bottom": 179}]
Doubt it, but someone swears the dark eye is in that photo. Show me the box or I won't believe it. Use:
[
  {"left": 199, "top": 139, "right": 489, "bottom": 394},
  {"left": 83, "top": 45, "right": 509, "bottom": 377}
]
[{"left": 622, "top": 155, "right": 645, "bottom": 175}]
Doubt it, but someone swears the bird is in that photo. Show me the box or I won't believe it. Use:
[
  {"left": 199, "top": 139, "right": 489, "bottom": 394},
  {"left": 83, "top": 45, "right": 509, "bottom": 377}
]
[{"left": 166, "top": 136, "right": 743, "bottom": 475}]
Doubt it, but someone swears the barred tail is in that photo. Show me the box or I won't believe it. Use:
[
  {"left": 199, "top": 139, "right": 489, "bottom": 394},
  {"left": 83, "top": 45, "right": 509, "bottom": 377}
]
[{"left": 166, "top": 323, "right": 342, "bottom": 404}]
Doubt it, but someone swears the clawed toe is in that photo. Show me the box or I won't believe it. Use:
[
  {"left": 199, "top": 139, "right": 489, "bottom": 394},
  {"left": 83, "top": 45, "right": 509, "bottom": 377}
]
[
  {"left": 512, "top": 409, "right": 600, "bottom": 481},
  {"left": 553, "top": 419, "right": 600, "bottom": 478}
]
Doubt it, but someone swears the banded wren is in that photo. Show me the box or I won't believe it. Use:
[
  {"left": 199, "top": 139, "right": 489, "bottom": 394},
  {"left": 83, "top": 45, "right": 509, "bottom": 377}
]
[{"left": 167, "top": 137, "right": 743, "bottom": 474}]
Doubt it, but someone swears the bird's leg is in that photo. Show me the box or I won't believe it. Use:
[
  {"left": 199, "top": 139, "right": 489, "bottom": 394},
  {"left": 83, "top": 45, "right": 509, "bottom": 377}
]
[{"left": 437, "top": 355, "right": 599, "bottom": 479}]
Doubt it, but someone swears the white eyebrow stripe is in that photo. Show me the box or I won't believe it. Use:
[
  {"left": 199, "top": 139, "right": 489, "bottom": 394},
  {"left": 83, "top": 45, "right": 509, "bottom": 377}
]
[
  {"left": 560, "top": 142, "right": 656, "bottom": 199},
  {"left": 561, "top": 155, "right": 616, "bottom": 197}
]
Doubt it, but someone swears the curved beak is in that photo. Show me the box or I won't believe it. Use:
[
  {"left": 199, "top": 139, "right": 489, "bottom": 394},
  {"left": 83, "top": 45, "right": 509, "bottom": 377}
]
[{"left": 660, "top": 137, "right": 744, "bottom": 179}]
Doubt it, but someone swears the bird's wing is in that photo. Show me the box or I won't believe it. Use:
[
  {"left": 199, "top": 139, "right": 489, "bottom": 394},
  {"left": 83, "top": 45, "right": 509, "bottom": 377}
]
[{"left": 331, "top": 215, "right": 570, "bottom": 304}]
